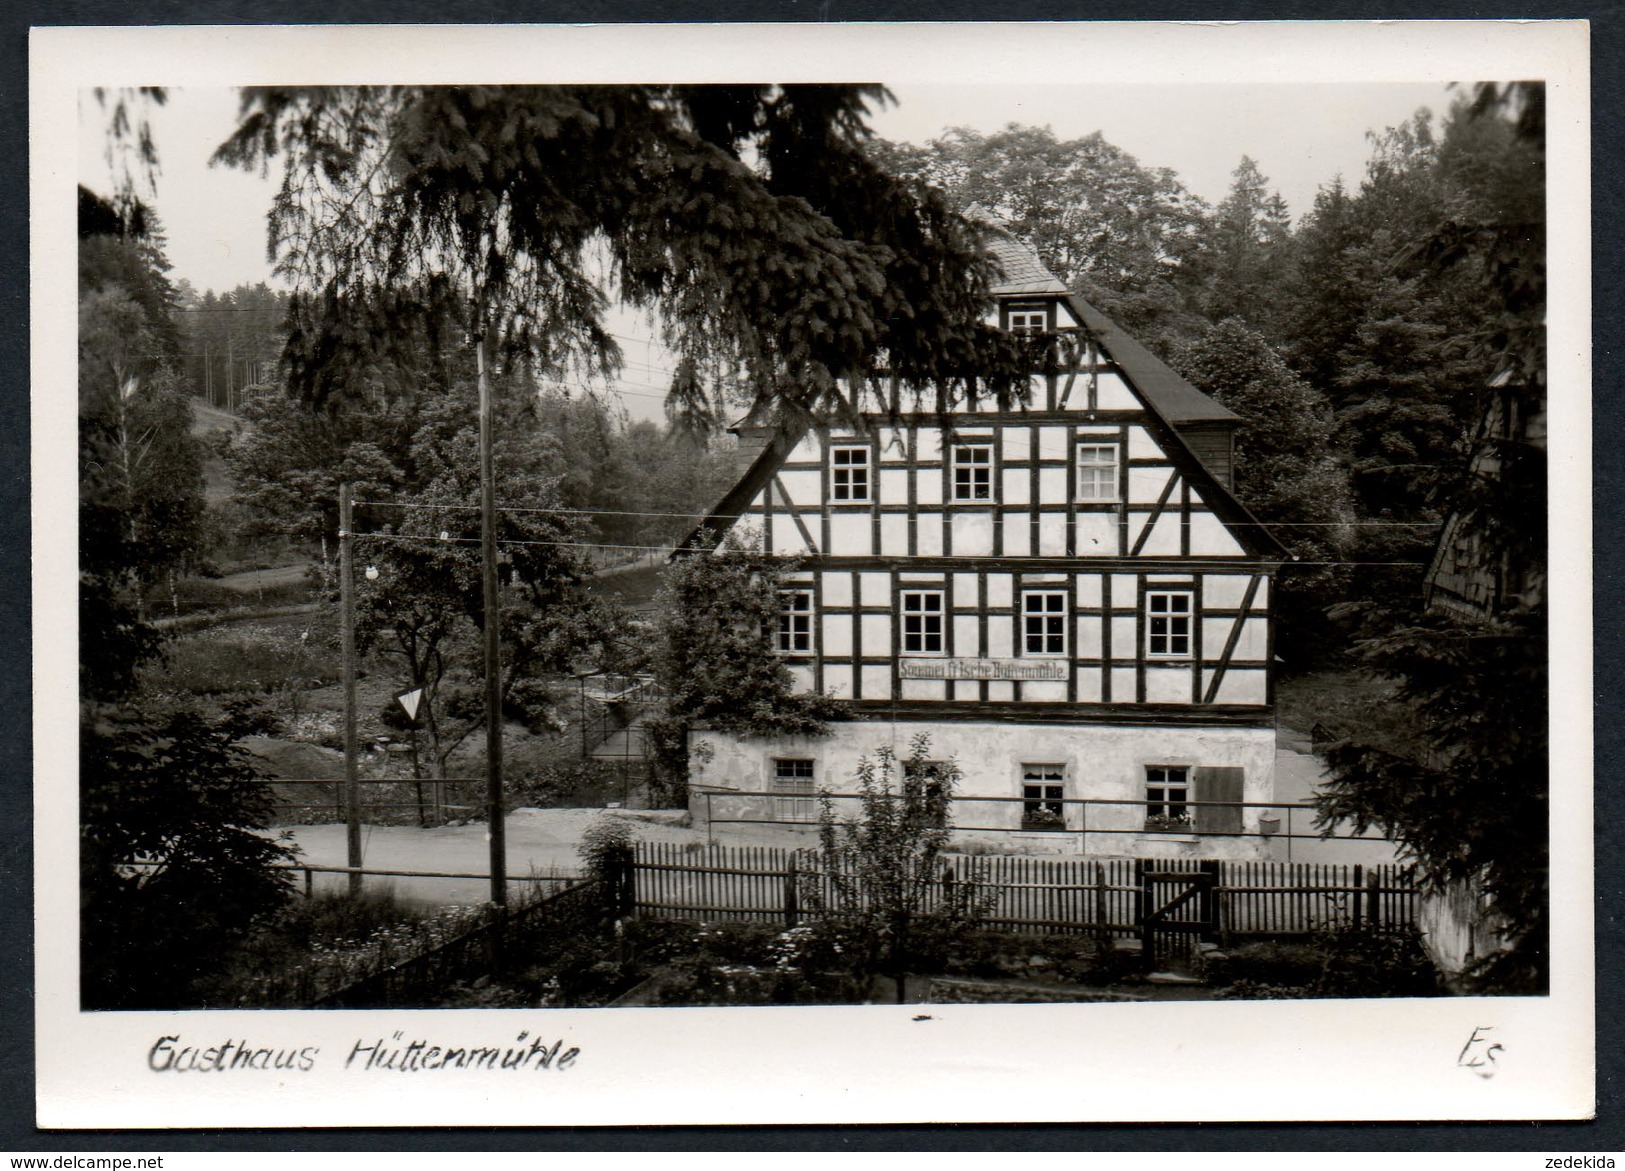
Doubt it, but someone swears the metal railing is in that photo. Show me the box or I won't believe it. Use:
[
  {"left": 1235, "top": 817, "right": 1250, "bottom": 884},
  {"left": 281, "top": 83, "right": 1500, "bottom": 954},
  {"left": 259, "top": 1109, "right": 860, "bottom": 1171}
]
[
  {"left": 259, "top": 775, "right": 490, "bottom": 826},
  {"left": 274, "top": 860, "right": 582, "bottom": 899},
  {"left": 690, "top": 788, "right": 1395, "bottom": 862}
]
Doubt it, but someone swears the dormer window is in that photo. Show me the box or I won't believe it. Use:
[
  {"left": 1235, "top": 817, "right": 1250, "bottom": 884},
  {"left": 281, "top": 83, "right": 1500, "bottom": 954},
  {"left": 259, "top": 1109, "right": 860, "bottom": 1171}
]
[{"left": 1006, "top": 306, "right": 1048, "bottom": 336}]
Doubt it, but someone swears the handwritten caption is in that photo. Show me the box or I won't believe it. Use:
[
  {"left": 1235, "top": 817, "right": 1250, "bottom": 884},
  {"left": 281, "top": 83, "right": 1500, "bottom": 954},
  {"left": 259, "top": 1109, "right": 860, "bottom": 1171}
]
[
  {"left": 1456, "top": 1025, "right": 1503, "bottom": 1079},
  {"left": 148, "top": 1030, "right": 579, "bottom": 1074}
]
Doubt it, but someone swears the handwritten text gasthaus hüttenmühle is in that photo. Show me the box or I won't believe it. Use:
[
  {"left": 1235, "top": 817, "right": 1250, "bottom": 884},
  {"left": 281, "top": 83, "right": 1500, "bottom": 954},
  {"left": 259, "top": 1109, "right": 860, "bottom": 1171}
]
[{"left": 147, "top": 1031, "right": 580, "bottom": 1074}]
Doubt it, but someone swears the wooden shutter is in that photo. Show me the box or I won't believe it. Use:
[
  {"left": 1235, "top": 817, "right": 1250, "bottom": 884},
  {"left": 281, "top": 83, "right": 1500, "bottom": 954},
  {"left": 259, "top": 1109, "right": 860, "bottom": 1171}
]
[{"left": 1194, "top": 766, "right": 1244, "bottom": 834}]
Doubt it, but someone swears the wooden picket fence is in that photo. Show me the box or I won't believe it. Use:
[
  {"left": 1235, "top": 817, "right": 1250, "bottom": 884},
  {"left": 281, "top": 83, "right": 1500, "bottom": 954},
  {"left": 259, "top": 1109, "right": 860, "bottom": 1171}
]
[{"left": 630, "top": 841, "right": 1416, "bottom": 943}]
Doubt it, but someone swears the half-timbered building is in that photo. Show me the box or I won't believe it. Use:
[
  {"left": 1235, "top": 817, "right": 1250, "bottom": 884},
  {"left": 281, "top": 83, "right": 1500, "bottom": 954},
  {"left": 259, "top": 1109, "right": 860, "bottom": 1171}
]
[{"left": 682, "top": 234, "right": 1287, "bottom": 857}]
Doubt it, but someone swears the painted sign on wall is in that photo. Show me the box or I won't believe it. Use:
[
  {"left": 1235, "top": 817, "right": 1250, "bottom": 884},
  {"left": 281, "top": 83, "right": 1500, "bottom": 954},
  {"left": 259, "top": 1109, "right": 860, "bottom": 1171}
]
[{"left": 898, "top": 658, "right": 1069, "bottom": 681}]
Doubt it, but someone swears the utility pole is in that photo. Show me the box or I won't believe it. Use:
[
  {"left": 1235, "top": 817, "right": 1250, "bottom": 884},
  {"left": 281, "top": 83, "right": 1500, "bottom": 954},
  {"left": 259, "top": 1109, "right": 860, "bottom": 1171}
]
[
  {"left": 477, "top": 336, "right": 507, "bottom": 907},
  {"left": 340, "top": 482, "right": 363, "bottom": 896}
]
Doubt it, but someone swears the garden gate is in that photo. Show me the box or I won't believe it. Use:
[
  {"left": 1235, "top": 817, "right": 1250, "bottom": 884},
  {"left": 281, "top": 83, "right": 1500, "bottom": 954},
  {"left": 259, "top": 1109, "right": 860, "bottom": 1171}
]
[{"left": 1136, "top": 859, "right": 1219, "bottom": 968}]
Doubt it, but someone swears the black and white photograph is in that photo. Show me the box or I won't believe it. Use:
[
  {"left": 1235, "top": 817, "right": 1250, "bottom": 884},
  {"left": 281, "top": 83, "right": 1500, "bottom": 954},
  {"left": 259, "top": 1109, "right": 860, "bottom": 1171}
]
[{"left": 33, "top": 20, "right": 1592, "bottom": 1127}]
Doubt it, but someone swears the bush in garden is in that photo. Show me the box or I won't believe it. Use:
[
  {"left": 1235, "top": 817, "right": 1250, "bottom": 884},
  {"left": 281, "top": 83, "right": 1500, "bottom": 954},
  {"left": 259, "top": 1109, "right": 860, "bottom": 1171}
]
[
  {"left": 802, "top": 735, "right": 996, "bottom": 1001},
  {"left": 1211, "top": 927, "right": 1441, "bottom": 999},
  {"left": 577, "top": 815, "right": 636, "bottom": 920},
  {"left": 81, "top": 700, "right": 298, "bottom": 1010}
]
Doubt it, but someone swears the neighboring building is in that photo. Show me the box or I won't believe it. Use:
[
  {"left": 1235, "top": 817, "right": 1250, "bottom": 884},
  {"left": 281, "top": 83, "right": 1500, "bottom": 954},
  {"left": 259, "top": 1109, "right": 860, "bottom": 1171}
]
[
  {"left": 1418, "top": 367, "right": 1547, "bottom": 981},
  {"left": 1423, "top": 368, "right": 1547, "bottom": 620},
  {"left": 680, "top": 234, "right": 1287, "bottom": 857}
]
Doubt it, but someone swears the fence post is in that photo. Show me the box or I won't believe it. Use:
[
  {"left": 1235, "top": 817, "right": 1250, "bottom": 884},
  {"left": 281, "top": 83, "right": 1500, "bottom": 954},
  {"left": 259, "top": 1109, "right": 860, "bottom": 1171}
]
[
  {"left": 1199, "top": 859, "right": 1220, "bottom": 943},
  {"left": 1136, "top": 858, "right": 1152, "bottom": 962},
  {"left": 1352, "top": 863, "right": 1365, "bottom": 933},
  {"left": 303, "top": 866, "right": 313, "bottom": 899},
  {"left": 1092, "top": 860, "right": 1108, "bottom": 949},
  {"left": 1368, "top": 868, "right": 1383, "bottom": 932},
  {"left": 784, "top": 852, "right": 800, "bottom": 929}
]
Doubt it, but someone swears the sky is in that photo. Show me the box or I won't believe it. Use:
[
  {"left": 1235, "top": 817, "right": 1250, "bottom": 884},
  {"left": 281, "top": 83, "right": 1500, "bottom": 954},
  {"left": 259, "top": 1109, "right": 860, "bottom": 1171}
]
[{"left": 79, "top": 81, "right": 1454, "bottom": 422}]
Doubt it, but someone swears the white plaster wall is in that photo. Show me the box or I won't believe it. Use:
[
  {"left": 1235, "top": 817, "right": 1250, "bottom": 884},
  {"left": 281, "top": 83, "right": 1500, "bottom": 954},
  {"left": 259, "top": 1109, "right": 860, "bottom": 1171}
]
[
  {"left": 1213, "top": 668, "right": 1268, "bottom": 705},
  {"left": 859, "top": 614, "right": 890, "bottom": 657},
  {"left": 770, "top": 513, "right": 815, "bottom": 554},
  {"left": 859, "top": 572, "right": 890, "bottom": 606},
  {"left": 1074, "top": 512, "right": 1117, "bottom": 552},
  {"left": 826, "top": 514, "right": 871, "bottom": 556},
  {"left": 879, "top": 513, "right": 908, "bottom": 553},
  {"left": 1201, "top": 616, "right": 1268, "bottom": 661},
  {"left": 1203, "top": 574, "right": 1254, "bottom": 609},
  {"left": 787, "top": 433, "right": 823, "bottom": 462},
  {"left": 1001, "top": 427, "right": 1029, "bottom": 463},
  {"left": 1189, "top": 511, "right": 1244, "bottom": 556},
  {"left": 1128, "top": 465, "right": 1173, "bottom": 504},
  {"left": 1125, "top": 422, "right": 1160, "bottom": 461},
  {"left": 777, "top": 467, "right": 821, "bottom": 502},
  {"left": 1001, "top": 468, "right": 1030, "bottom": 505},
  {"left": 1095, "top": 372, "right": 1139, "bottom": 411},
  {"left": 689, "top": 720, "right": 1277, "bottom": 859},
  {"left": 951, "top": 512, "right": 995, "bottom": 556},
  {"left": 1036, "top": 514, "right": 1067, "bottom": 556},
  {"left": 822, "top": 613, "right": 853, "bottom": 658},
  {"left": 1136, "top": 511, "right": 1183, "bottom": 557}
]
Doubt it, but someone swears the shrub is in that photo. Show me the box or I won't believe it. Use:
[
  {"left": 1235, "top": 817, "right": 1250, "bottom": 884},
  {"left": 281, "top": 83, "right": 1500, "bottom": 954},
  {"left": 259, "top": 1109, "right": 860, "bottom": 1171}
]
[
  {"left": 1211, "top": 928, "right": 1441, "bottom": 999},
  {"left": 509, "top": 759, "right": 632, "bottom": 809},
  {"left": 803, "top": 735, "right": 996, "bottom": 1000},
  {"left": 81, "top": 699, "right": 301, "bottom": 1009},
  {"left": 504, "top": 677, "right": 565, "bottom": 735},
  {"left": 578, "top": 815, "right": 636, "bottom": 920}
]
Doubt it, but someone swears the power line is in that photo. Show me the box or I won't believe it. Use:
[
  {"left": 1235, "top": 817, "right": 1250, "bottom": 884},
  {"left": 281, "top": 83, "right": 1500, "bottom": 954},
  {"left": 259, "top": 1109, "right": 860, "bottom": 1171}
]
[
  {"left": 353, "top": 530, "right": 676, "bottom": 554},
  {"left": 352, "top": 529, "right": 1429, "bottom": 567},
  {"left": 354, "top": 500, "right": 709, "bottom": 521}
]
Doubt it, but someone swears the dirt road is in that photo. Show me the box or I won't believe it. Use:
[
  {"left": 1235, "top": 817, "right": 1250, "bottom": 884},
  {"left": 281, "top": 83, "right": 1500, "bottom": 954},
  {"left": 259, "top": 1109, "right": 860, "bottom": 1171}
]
[{"left": 279, "top": 747, "right": 1400, "bottom": 905}]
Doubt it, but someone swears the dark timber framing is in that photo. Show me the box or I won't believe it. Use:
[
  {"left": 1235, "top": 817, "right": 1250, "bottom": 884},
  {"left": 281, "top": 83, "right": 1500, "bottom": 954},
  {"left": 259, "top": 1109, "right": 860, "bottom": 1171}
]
[{"left": 675, "top": 286, "right": 1286, "bottom": 723}]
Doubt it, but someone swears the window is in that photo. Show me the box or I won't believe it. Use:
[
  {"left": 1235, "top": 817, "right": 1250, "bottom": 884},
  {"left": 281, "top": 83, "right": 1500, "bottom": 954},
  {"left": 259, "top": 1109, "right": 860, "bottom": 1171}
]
[
  {"left": 1022, "top": 591, "right": 1067, "bottom": 656},
  {"left": 1008, "top": 307, "right": 1047, "bottom": 336},
  {"left": 1145, "top": 766, "right": 1190, "bottom": 830},
  {"left": 1145, "top": 590, "right": 1193, "bottom": 657},
  {"left": 1076, "top": 443, "right": 1119, "bottom": 501},
  {"left": 905, "top": 759, "right": 950, "bottom": 827},
  {"left": 901, "top": 591, "right": 945, "bottom": 654},
  {"left": 1021, "top": 765, "right": 1066, "bottom": 829},
  {"left": 952, "top": 444, "right": 994, "bottom": 501},
  {"left": 773, "top": 758, "right": 817, "bottom": 822},
  {"left": 830, "top": 446, "right": 870, "bottom": 502},
  {"left": 776, "top": 589, "right": 813, "bottom": 653}
]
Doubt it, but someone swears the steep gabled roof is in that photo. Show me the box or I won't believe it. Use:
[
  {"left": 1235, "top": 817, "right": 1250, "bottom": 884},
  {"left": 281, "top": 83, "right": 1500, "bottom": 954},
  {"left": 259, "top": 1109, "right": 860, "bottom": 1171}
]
[
  {"left": 1066, "top": 295, "right": 1240, "bottom": 426},
  {"left": 679, "top": 231, "right": 1276, "bottom": 558}
]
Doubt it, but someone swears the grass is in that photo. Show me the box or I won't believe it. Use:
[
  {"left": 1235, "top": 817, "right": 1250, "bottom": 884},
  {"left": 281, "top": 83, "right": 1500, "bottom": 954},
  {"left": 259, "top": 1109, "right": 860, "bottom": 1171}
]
[
  {"left": 143, "top": 615, "right": 340, "bottom": 697},
  {"left": 588, "top": 562, "right": 666, "bottom": 613},
  {"left": 158, "top": 574, "right": 316, "bottom": 619},
  {"left": 1273, "top": 665, "right": 1421, "bottom": 750}
]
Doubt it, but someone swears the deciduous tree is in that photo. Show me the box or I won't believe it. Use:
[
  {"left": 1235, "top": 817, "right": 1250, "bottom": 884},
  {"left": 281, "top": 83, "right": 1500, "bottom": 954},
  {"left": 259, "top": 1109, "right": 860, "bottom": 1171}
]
[
  {"left": 1170, "top": 319, "right": 1354, "bottom": 663},
  {"left": 803, "top": 735, "right": 992, "bottom": 1002}
]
